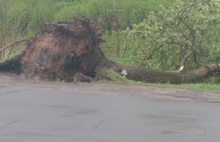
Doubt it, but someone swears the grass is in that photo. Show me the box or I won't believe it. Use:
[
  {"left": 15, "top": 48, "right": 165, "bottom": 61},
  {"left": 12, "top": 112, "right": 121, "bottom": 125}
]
[
  {"left": 99, "top": 69, "right": 140, "bottom": 85},
  {"left": 166, "top": 83, "right": 220, "bottom": 93}
]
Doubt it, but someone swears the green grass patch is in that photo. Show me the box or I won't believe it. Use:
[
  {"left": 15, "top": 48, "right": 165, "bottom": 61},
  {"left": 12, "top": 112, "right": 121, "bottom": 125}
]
[
  {"left": 166, "top": 83, "right": 220, "bottom": 93},
  {"left": 98, "top": 69, "right": 145, "bottom": 86},
  {"left": 101, "top": 77, "right": 220, "bottom": 93}
]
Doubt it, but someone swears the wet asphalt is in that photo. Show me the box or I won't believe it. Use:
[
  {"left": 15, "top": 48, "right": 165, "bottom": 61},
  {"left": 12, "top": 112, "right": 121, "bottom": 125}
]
[{"left": 0, "top": 85, "right": 220, "bottom": 142}]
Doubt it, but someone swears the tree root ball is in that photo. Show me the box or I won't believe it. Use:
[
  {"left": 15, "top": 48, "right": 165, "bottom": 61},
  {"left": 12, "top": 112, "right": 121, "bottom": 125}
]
[{"left": 20, "top": 18, "right": 117, "bottom": 82}]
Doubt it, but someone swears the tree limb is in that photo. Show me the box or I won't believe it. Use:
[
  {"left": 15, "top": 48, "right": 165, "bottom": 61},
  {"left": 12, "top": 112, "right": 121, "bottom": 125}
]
[
  {"left": 179, "top": 30, "right": 196, "bottom": 70},
  {"left": 0, "top": 39, "right": 28, "bottom": 53},
  {"left": 147, "top": 43, "right": 164, "bottom": 59},
  {"left": 179, "top": 48, "right": 195, "bottom": 68}
]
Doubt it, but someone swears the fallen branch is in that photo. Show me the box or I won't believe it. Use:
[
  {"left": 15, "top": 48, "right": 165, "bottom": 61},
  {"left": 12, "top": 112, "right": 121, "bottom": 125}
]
[{"left": 0, "top": 39, "right": 29, "bottom": 52}]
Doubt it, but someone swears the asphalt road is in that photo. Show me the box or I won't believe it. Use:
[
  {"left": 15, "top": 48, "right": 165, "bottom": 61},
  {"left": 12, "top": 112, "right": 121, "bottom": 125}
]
[{"left": 0, "top": 84, "right": 220, "bottom": 142}]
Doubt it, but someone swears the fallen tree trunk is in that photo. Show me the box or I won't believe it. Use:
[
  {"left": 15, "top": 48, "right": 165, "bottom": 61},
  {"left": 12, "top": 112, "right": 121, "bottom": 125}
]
[
  {"left": 0, "top": 18, "right": 219, "bottom": 83},
  {"left": 124, "top": 66, "right": 182, "bottom": 84},
  {"left": 124, "top": 63, "right": 220, "bottom": 83},
  {"left": 181, "top": 63, "right": 220, "bottom": 83}
]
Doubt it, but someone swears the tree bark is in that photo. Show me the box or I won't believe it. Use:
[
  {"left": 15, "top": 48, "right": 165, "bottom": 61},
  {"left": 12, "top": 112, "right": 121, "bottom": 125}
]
[
  {"left": 124, "top": 66, "right": 182, "bottom": 84},
  {"left": 124, "top": 63, "right": 220, "bottom": 84}
]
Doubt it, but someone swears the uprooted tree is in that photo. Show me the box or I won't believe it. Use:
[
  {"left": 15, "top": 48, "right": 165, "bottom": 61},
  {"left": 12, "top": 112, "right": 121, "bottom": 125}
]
[
  {"left": 0, "top": 18, "right": 122, "bottom": 82},
  {"left": 0, "top": 17, "right": 219, "bottom": 84},
  {"left": 0, "top": 0, "right": 220, "bottom": 84}
]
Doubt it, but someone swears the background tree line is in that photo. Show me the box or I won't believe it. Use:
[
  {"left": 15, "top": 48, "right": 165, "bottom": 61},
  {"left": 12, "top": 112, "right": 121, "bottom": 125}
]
[
  {"left": 0, "top": 0, "right": 170, "bottom": 39},
  {"left": 0, "top": 0, "right": 170, "bottom": 60}
]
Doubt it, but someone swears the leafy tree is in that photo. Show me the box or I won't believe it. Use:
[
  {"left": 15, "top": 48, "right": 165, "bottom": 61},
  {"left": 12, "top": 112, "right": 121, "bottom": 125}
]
[
  {"left": 121, "top": 0, "right": 170, "bottom": 29},
  {"left": 122, "top": 0, "right": 220, "bottom": 71}
]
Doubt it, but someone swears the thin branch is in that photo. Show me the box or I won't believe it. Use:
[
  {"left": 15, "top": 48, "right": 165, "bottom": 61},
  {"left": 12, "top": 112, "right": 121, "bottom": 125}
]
[
  {"left": 147, "top": 43, "right": 164, "bottom": 59},
  {"left": 179, "top": 27, "right": 191, "bottom": 40},
  {"left": 167, "top": 39, "right": 183, "bottom": 46},
  {"left": 0, "top": 39, "right": 28, "bottom": 52}
]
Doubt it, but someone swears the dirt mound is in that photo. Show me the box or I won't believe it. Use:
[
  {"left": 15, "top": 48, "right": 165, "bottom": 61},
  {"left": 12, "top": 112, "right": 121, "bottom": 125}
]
[{"left": 20, "top": 18, "right": 117, "bottom": 82}]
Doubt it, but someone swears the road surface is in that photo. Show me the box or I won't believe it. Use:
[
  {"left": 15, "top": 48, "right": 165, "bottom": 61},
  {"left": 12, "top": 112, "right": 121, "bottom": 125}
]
[{"left": 0, "top": 81, "right": 220, "bottom": 142}]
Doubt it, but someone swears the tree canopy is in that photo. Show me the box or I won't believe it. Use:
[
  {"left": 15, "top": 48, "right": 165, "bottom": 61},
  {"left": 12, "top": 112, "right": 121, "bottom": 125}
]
[{"left": 122, "top": 0, "right": 220, "bottom": 71}]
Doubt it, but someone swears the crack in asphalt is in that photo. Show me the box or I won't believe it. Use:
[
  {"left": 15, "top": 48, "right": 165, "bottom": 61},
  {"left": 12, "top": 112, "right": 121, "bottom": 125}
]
[
  {"left": 0, "top": 89, "right": 33, "bottom": 95},
  {"left": 0, "top": 119, "right": 20, "bottom": 130},
  {"left": 203, "top": 100, "right": 220, "bottom": 104},
  {"left": 94, "top": 118, "right": 111, "bottom": 130},
  {"left": 0, "top": 90, "right": 22, "bottom": 95}
]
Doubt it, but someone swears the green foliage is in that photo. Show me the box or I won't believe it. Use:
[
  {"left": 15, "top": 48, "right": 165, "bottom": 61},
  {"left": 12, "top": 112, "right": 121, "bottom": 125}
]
[
  {"left": 122, "top": 0, "right": 220, "bottom": 70},
  {"left": 7, "top": 0, "right": 30, "bottom": 35},
  {"left": 28, "top": 0, "right": 56, "bottom": 31},
  {"left": 0, "top": 0, "right": 170, "bottom": 40},
  {"left": 53, "top": 1, "right": 85, "bottom": 21},
  {"left": 120, "top": 0, "right": 170, "bottom": 29},
  {"left": 101, "top": 31, "right": 133, "bottom": 65}
]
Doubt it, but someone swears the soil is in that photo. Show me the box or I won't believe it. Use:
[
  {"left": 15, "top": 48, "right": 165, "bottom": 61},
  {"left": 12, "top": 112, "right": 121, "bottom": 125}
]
[
  {"left": 19, "top": 18, "right": 113, "bottom": 82},
  {"left": 1, "top": 72, "right": 220, "bottom": 103}
]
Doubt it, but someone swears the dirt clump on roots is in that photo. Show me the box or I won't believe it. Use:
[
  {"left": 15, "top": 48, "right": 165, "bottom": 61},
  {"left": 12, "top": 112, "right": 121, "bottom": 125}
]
[{"left": 20, "top": 18, "right": 120, "bottom": 82}]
